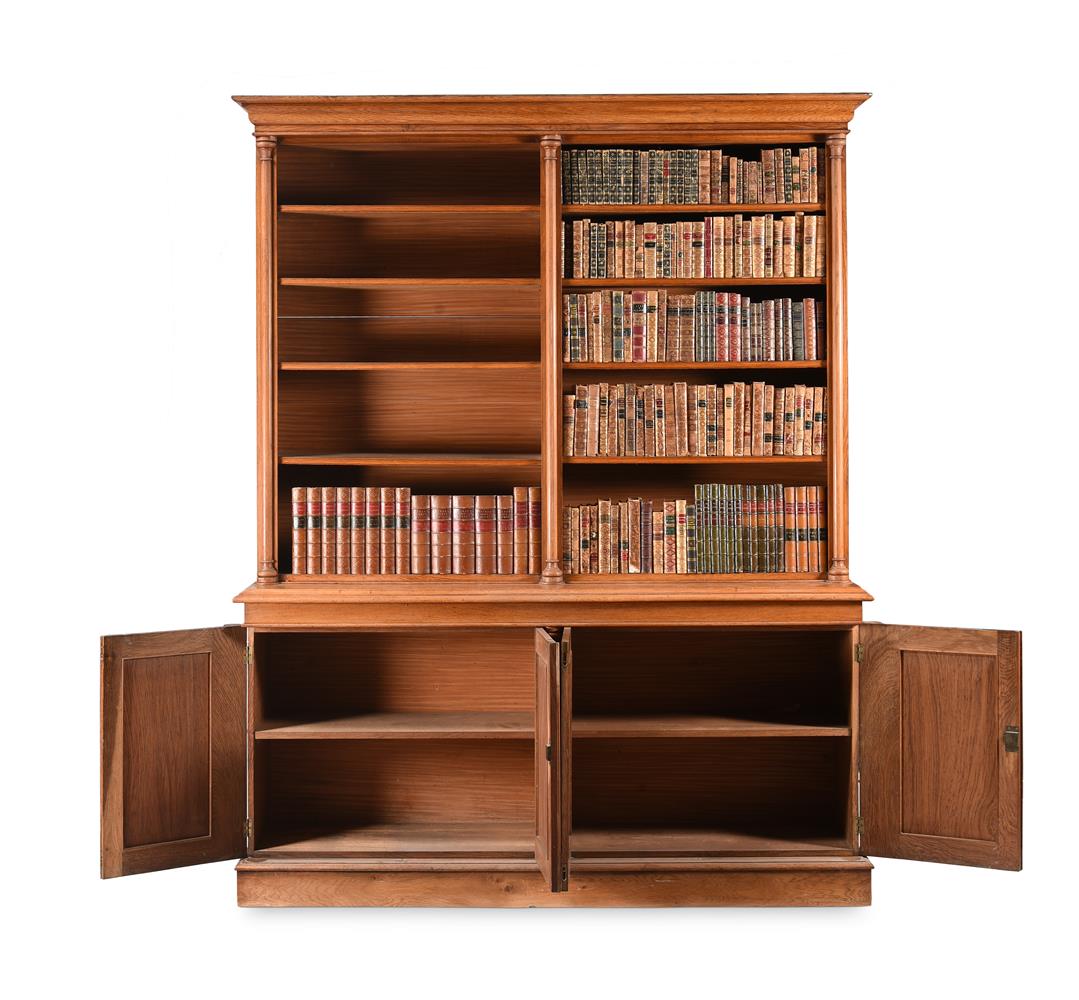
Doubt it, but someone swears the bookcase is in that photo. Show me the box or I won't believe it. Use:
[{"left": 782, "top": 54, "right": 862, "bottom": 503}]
[{"left": 99, "top": 94, "right": 1023, "bottom": 907}]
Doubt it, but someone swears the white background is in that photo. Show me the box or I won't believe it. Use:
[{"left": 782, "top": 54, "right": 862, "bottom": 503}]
[{"left": 3, "top": 1, "right": 1076, "bottom": 995}]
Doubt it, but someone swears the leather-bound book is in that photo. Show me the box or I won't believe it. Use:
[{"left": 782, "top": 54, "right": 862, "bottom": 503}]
[
  {"left": 512, "top": 486, "right": 529, "bottom": 573},
  {"left": 349, "top": 487, "right": 365, "bottom": 575},
  {"left": 597, "top": 499, "right": 612, "bottom": 574},
  {"left": 772, "top": 388, "right": 785, "bottom": 456},
  {"left": 291, "top": 487, "right": 306, "bottom": 575},
  {"left": 567, "top": 506, "right": 580, "bottom": 574},
  {"left": 562, "top": 506, "right": 573, "bottom": 574},
  {"left": 817, "top": 490, "right": 828, "bottom": 571},
  {"left": 653, "top": 383, "right": 666, "bottom": 457},
  {"left": 430, "top": 495, "right": 452, "bottom": 575},
  {"left": 627, "top": 498, "right": 642, "bottom": 573},
  {"left": 474, "top": 495, "right": 497, "bottom": 575},
  {"left": 732, "top": 382, "right": 745, "bottom": 457},
  {"left": 578, "top": 506, "right": 591, "bottom": 574},
  {"left": 379, "top": 486, "right": 396, "bottom": 575},
  {"left": 663, "top": 501, "right": 678, "bottom": 573},
  {"left": 672, "top": 382, "right": 689, "bottom": 457},
  {"left": 687, "top": 385, "right": 700, "bottom": 456},
  {"left": 763, "top": 385, "right": 776, "bottom": 456},
  {"left": 364, "top": 487, "right": 381, "bottom": 574},
  {"left": 497, "top": 495, "right": 514, "bottom": 574},
  {"left": 675, "top": 499, "right": 688, "bottom": 573},
  {"left": 606, "top": 382, "right": 618, "bottom": 456},
  {"left": 451, "top": 494, "right": 476, "bottom": 575},
  {"left": 563, "top": 394, "right": 575, "bottom": 456},
  {"left": 807, "top": 486, "right": 820, "bottom": 574},
  {"left": 812, "top": 387, "right": 826, "bottom": 456},
  {"left": 652, "top": 509, "right": 666, "bottom": 574},
  {"left": 573, "top": 386, "right": 589, "bottom": 457},
  {"left": 410, "top": 494, "right": 431, "bottom": 575},
  {"left": 742, "top": 386, "right": 753, "bottom": 457},
  {"left": 588, "top": 504, "right": 600, "bottom": 574},
  {"left": 641, "top": 499, "right": 654, "bottom": 573},
  {"left": 305, "top": 486, "right": 322, "bottom": 574},
  {"left": 335, "top": 487, "right": 349, "bottom": 574},
  {"left": 751, "top": 382, "right": 765, "bottom": 456},
  {"left": 795, "top": 486, "right": 810, "bottom": 572},
  {"left": 782, "top": 486, "right": 796, "bottom": 572},
  {"left": 614, "top": 383, "right": 627, "bottom": 456},
  {"left": 394, "top": 487, "right": 411, "bottom": 574},
  {"left": 321, "top": 486, "right": 337, "bottom": 575},
  {"left": 528, "top": 486, "right": 541, "bottom": 574},
  {"left": 643, "top": 386, "right": 656, "bottom": 457},
  {"left": 597, "top": 383, "right": 609, "bottom": 455},
  {"left": 617, "top": 501, "right": 630, "bottom": 573}
]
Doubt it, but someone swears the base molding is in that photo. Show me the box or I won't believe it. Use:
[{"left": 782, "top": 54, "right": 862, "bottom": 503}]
[{"left": 236, "top": 859, "right": 872, "bottom": 907}]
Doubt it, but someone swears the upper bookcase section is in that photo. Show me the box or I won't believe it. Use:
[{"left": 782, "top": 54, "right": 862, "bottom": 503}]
[{"left": 233, "top": 94, "right": 871, "bottom": 144}]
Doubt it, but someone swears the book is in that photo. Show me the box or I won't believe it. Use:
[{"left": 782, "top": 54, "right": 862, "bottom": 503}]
[
  {"left": 411, "top": 493, "right": 431, "bottom": 575},
  {"left": 336, "top": 487, "right": 350, "bottom": 574},
  {"left": 528, "top": 486, "right": 542, "bottom": 574},
  {"left": 349, "top": 486, "right": 365, "bottom": 576},
  {"left": 291, "top": 487, "right": 306, "bottom": 575},
  {"left": 497, "top": 495, "right": 514, "bottom": 574},
  {"left": 513, "top": 486, "right": 529, "bottom": 573},
  {"left": 475, "top": 495, "right": 497, "bottom": 575},
  {"left": 452, "top": 494, "right": 476, "bottom": 574},
  {"left": 379, "top": 486, "right": 395, "bottom": 575},
  {"left": 365, "top": 488, "right": 381, "bottom": 574},
  {"left": 306, "top": 486, "right": 322, "bottom": 575},
  {"left": 321, "top": 485, "right": 336, "bottom": 575},
  {"left": 431, "top": 495, "right": 453, "bottom": 575}
]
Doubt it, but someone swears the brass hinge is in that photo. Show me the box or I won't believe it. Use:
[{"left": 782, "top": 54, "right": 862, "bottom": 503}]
[
  {"left": 1003, "top": 726, "right": 1020, "bottom": 753},
  {"left": 545, "top": 744, "right": 552, "bottom": 762},
  {"left": 855, "top": 643, "right": 864, "bottom": 663},
  {"left": 560, "top": 639, "right": 570, "bottom": 670},
  {"left": 243, "top": 818, "right": 251, "bottom": 842},
  {"left": 243, "top": 645, "right": 252, "bottom": 668},
  {"left": 855, "top": 815, "right": 864, "bottom": 836},
  {"left": 560, "top": 864, "right": 568, "bottom": 888}
]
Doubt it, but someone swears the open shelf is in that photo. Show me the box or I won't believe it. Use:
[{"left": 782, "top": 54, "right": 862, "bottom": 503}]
[
  {"left": 253, "top": 822, "right": 535, "bottom": 858},
  {"left": 564, "top": 361, "right": 825, "bottom": 371},
  {"left": 562, "top": 203, "right": 825, "bottom": 216},
  {"left": 281, "top": 361, "right": 540, "bottom": 372},
  {"left": 562, "top": 278, "right": 824, "bottom": 288},
  {"left": 257, "top": 711, "right": 533, "bottom": 740},
  {"left": 280, "top": 452, "right": 540, "bottom": 467},
  {"left": 563, "top": 455, "right": 824, "bottom": 465},
  {"left": 570, "top": 829, "right": 850, "bottom": 858},
  {"left": 574, "top": 716, "right": 849, "bottom": 739},
  {"left": 281, "top": 204, "right": 540, "bottom": 217},
  {"left": 282, "top": 277, "right": 540, "bottom": 288}
]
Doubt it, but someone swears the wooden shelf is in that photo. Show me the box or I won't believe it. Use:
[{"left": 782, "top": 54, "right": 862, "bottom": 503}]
[
  {"left": 280, "top": 452, "right": 541, "bottom": 467},
  {"left": 257, "top": 711, "right": 533, "bottom": 740},
  {"left": 562, "top": 278, "right": 823, "bottom": 288},
  {"left": 562, "top": 203, "right": 824, "bottom": 216},
  {"left": 570, "top": 828, "right": 850, "bottom": 857},
  {"left": 281, "top": 361, "right": 540, "bottom": 372},
  {"left": 564, "top": 361, "right": 825, "bottom": 371},
  {"left": 563, "top": 455, "right": 823, "bottom": 465},
  {"left": 574, "top": 716, "right": 849, "bottom": 739},
  {"left": 281, "top": 277, "right": 540, "bottom": 289},
  {"left": 281, "top": 204, "right": 540, "bottom": 217},
  {"left": 255, "top": 822, "right": 535, "bottom": 857}
]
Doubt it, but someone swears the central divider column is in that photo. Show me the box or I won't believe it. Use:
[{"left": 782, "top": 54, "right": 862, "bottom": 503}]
[{"left": 539, "top": 135, "right": 565, "bottom": 583}]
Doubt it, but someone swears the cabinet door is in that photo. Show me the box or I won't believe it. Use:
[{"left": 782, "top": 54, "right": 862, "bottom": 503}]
[
  {"left": 535, "top": 628, "right": 570, "bottom": 891},
  {"left": 859, "top": 624, "right": 1021, "bottom": 870},
  {"left": 101, "top": 627, "right": 246, "bottom": 877}
]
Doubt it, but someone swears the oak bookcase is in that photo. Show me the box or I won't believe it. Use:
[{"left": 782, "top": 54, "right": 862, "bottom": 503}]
[{"left": 100, "top": 94, "right": 1022, "bottom": 907}]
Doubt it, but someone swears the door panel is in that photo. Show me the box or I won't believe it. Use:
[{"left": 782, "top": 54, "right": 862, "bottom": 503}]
[
  {"left": 534, "top": 629, "right": 561, "bottom": 890},
  {"left": 101, "top": 627, "right": 246, "bottom": 877},
  {"left": 859, "top": 624, "right": 1021, "bottom": 870}
]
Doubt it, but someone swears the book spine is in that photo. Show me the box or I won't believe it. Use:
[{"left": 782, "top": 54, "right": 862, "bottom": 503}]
[
  {"left": 563, "top": 393, "right": 575, "bottom": 456},
  {"left": 497, "top": 495, "right": 514, "bottom": 574},
  {"left": 807, "top": 486, "right": 821, "bottom": 574},
  {"left": 452, "top": 494, "right": 476, "bottom": 574},
  {"left": 528, "top": 486, "right": 542, "bottom": 574},
  {"left": 796, "top": 485, "right": 810, "bottom": 572},
  {"left": 364, "top": 488, "right": 380, "bottom": 573},
  {"left": 375, "top": 486, "right": 393, "bottom": 574},
  {"left": 430, "top": 495, "right": 452, "bottom": 575},
  {"left": 597, "top": 498, "right": 612, "bottom": 574},
  {"left": 411, "top": 493, "right": 431, "bottom": 575},
  {"left": 663, "top": 501, "right": 678, "bottom": 573},
  {"left": 321, "top": 486, "right": 337, "bottom": 575},
  {"left": 347, "top": 486, "right": 364, "bottom": 575},
  {"left": 512, "top": 486, "right": 528, "bottom": 573},
  {"left": 651, "top": 508, "right": 665, "bottom": 573},
  {"left": 475, "top": 495, "right": 497, "bottom": 575},
  {"left": 291, "top": 487, "right": 306, "bottom": 575},
  {"left": 336, "top": 486, "right": 350, "bottom": 574},
  {"left": 618, "top": 500, "right": 630, "bottom": 574}
]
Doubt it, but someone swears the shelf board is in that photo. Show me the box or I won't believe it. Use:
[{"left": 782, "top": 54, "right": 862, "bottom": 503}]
[
  {"left": 570, "top": 828, "right": 850, "bottom": 858},
  {"left": 562, "top": 278, "right": 823, "bottom": 288},
  {"left": 281, "top": 361, "right": 540, "bottom": 372},
  {"left": 574, "top": 715, "right": 849, "bottom": 739},
  {"left": 255, "top": 822, "right": 535, "bottom": 857},
  {"left": 563, "top": 455, "right": 823, "bottom": 465},
  {"left": 280, "top": 452, "right": 541, "bottom": 467},
  {"left": 563, "top": 203, "right": 824, "bottom": 216},
  {"left": 281, "top": 278, "right": 540, "bottom": 289},
  {"left": 281, "top": 204, "right": 540, "bottom": 217},
  {"left": 565, "top": 361, "right": 825, "bottom": 371},
  {"left": 257, "top": 711, "right": 533, "bottom": 740}
]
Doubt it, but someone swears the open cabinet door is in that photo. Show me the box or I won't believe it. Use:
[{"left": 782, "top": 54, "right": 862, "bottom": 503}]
[
  {"left": 101, "top": 627, "right": 246, "bottom": 877},
  {"left": 535, "top": 628, "right": 570, "bottom": 891},
  {"left": 859, "top": 624, "right": 1021, "bottom": 870}
]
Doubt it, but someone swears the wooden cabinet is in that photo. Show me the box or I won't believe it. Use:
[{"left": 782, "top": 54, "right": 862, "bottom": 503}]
[{"left": 99, "top": 94, "right": 1022, "bottom": 907}]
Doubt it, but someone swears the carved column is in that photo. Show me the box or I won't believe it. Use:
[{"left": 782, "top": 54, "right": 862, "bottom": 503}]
[
  {"left": 825, "top": 135, "right": 849, "bottom": 583},
  {"left": 255, "top": 136, "right": 279, "bottom": 584},
  {"left": 539, "top": 135, "right": 564, "bottom": 584}
]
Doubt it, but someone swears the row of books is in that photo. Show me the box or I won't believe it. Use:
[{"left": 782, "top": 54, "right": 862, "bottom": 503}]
[
  {"left": 563, "top": 383, "right": 827, "bottom": 458},
  {"left": 289, "top": 486, "right": 540, "bottom": 575},
  {"left": 562, "top": 147, "right": 822, "bottom": 205},
  {"left": 564, "top": 215, "right": 825, "bottom": 279},
  {"left": 562, "top": 291, "right": 825, "bottom": 363},
  {"left": 563, "top": 485, "right": 827, "bottom": 575}
]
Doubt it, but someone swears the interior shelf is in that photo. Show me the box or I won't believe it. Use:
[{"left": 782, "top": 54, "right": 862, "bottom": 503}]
[
  {"left": 574, "top": 716, "right": 849, "bottom": 739},
  {"left": 562, "top": 278, "right": 824, "bottom": 288},
  {"left": 257, "top": 711, "right": 533, "bottom": 740},
  {"left": 563, "top": 455, "right": 824, "bottom": 465},
  {"left": 562, "top": 203, "right": 825, "bottom": 216},
  {"left": 280, "top": 361, "right": 540, "bottom": 372},
  {"left": 564, "top": 361, "right": 825, "bottom": 371},
  {"left": 279, "top": 452, "right": 541, "bottom": 467},
  {"left": 281, "top": 204, "right": 540, "bottom": 217},
  {"left": 281, "top": 277, "right": 540, "bottom": 289},
  {"left": 254, "top": 822, "right": 535, "bottom": 857},
  {"left": 570, "top": 828, "right": 850, "bottom": 857}
]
